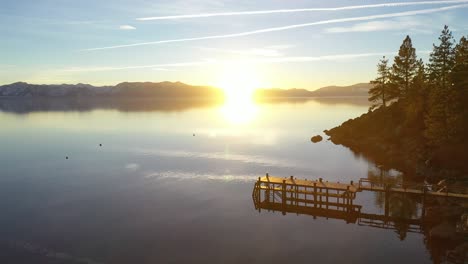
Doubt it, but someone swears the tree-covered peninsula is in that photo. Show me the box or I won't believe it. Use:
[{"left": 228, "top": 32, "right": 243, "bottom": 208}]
[{"left": 326, "top": 26, "right": 468, "bottom": 181}]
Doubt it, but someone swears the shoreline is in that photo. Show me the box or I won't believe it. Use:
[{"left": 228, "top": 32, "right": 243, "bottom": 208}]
[{"left": 324, "top": 103, "right": 468, "bottom": 183}]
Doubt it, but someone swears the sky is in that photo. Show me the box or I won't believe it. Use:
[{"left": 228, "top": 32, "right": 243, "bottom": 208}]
[{"left": 1, "top": 0, "right": 468, "bottom": 90}]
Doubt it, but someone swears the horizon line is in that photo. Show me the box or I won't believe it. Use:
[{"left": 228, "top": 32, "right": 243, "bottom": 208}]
[{"left": 0, "top": 80, "right": 373, "bottom": 92}]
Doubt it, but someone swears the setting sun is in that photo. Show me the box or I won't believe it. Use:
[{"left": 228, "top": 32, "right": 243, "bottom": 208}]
[
  {"left": 216, "top": 63, "right": 262, "bottom": 124},
  {"left": 216, "top": 63, "right": 262, "bottom": 102},
  {"left": 2, "top": 0, "right": 468, "bottom": 263}
]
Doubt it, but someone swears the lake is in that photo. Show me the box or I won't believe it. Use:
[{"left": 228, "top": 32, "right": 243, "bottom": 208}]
[{"left": 0, "top": 97, "right": 460, "bottom": 263}]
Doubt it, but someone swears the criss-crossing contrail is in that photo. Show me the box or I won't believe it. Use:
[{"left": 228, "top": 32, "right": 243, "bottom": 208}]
[
  {"left": 136, "top": 0, "right": 468, "bottom": 20},
  {"left": 84, "top": 4, "right": 468, "bottom": 51}
]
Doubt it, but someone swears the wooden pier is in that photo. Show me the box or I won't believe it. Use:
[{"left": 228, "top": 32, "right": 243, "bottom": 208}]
[{"left": 252, "top": 174, "right": 468, "bottom": 229}]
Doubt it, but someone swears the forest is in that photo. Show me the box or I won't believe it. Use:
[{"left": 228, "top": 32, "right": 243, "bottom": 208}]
[{"left": 326, "top": 25, "right": 468, "bottom": 180}]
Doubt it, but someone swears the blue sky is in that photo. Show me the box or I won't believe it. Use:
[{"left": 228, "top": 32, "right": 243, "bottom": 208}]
[{"left": 1, "top": 0, "right": 468, "bottom": 90}]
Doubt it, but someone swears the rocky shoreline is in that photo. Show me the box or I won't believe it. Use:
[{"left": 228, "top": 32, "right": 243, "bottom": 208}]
[{"left": 324, "top": 103, "right": 468, "bottom": 183}]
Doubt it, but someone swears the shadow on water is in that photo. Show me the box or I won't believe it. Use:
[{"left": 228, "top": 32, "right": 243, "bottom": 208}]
[{"left": 252, "top": 171, "right": 468, "bottom": 264}]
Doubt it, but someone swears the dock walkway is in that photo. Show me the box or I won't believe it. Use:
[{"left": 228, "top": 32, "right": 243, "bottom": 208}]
[{"left": 253, "top": 174, "right": 468, "bottom": 230}]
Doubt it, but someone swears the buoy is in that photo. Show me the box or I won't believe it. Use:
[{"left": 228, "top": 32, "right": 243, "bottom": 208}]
[
  {"left": 66, "top": 156, "right": 68, "bottom": 159},
  {"left": 99, "top": 144, "right": 102, "bottom": 147},
  {"left": 193, "top": 133, "right": 195, "bottom": 136}
]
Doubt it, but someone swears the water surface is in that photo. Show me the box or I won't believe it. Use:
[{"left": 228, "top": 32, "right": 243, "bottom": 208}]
[{"left": 0, "top": 98, "right": 454, "bottom": 263}]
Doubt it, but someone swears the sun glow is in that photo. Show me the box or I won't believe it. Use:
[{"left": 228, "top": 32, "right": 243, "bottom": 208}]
[
  {"left": 216, "top": 64, "right": 262, "bottom": 124},
  {"left": 216, "top": 64, "right": 261, "bottom": 102}
]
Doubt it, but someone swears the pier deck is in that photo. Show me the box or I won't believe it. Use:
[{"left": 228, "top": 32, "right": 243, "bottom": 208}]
[
  {"left": 253, "top": 174, "right": 468, "bottom": 233},
  {"left": 259, "top": 175, "right": 359, "bottom": 192},
  {"left": 257, "top": 175, "right": 468, "bottom": 199}
]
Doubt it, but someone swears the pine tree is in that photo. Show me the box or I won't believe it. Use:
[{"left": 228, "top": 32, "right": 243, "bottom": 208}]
[
  {"left": 448, "top": 36, "right": 468, "bottom": 141},
  {"left": 405, "top": 58, "right": 427, "bottom": 124},
  {"left": 391, "top": 35, "right": 418, "bottom": 100},
  {"left": 428, "top": 25, "right": 456, "bottom": 89},
  {"left": 425, "top": 26, "right": 456, "bottom": 145},
  {"left": 369, "top": 56, "right": 394, "bottom": 110},
  {"left": 452, "top": 36, "right": 468, "bottom": 88}
]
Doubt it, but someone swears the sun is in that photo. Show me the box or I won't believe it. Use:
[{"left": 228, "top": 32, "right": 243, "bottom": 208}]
[
  {"left": 216, "top": 63, "right": 262, "bottom": 124},
  {"left": 216, "top": 63, "right": 261, "bottom": 102}
]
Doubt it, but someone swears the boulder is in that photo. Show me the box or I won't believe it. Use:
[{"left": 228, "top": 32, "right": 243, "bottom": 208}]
[{"left": 311, "top": 135, "right": 323, "bottom": 143}]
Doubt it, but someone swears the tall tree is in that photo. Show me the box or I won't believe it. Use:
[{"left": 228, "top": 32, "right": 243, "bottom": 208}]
[
  {"left": 452, "top": 36, "right": 468, "bottom": 88},
  {"left": 448, "top": 36, "right": 468, "bottom": 141},
  {"left": 391, "top": 35, "right": 418, "bottom": 100},
  {"left": 369, "top": 56, "right": 394, "bottom": 110},
  {"left": 427, "top": 25, "right": 456, "bottom": 89},
  {"left": 405, "top": 58, "right": 427, "bottom": 125},
  {"left": 425, "top": 26, "right": 456, "bottom": 145},
  {"left": 452, "top": 36, "right": 468, "bottom": 90}
]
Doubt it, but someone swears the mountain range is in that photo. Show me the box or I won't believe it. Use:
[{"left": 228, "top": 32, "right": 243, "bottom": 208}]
[{"left": 0, "top": 81, "right": 372, "bottom": 98}]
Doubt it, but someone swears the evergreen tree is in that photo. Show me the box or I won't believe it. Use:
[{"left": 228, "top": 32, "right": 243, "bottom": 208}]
[
  {"left": 425, "top": 26, "right": 456, "bottom": 145},
  {"left": 405, "top": 58, "right": 427, "bottom": 125},
  {"left": 391, "top": 35, "right": 418, "bottom": 100},
  {"left": 449, "top": 36, "right": 468, "bottom": 141},
  {"left": 452, "top": 36, "right": 468, "bottom": 90},
  {"left": 427, "top": 25, "right": 456, "bottom": 89},
  {"left": 369, "top": 56, "right": 393, "bottom": 110}
]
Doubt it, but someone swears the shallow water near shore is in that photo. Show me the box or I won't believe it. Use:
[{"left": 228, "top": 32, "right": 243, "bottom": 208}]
[{"left": 0, "top": 98, "right": 463, "bottom": 263}]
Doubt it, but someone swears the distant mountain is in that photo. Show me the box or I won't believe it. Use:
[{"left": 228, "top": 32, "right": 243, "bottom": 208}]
[
  {"left": 310, "top": 83, "right": 372, "bottom": 97},
  {"left": 255, "top": 83, "right": 371, "bottom": 98},
  {"left": 0, "top": 81, "right": 371, "bottom": 98},
  {"left": 0, "top": 81, "right": 223, "bottom": 98},
  {"left": 254, "top": 88, "right": 314, "bottom": 98}
]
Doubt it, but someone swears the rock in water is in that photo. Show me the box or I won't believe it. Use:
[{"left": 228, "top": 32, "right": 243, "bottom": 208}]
[{"left": 311, "top": 135, "right": 323, "bottom": 143}]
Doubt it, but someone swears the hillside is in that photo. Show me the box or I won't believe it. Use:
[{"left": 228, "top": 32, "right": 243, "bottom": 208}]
[
  {"left": 310, "top": 83, "right": 372, "bottom": 97},
  {"left": 0, "top": 81, "right": 224, "bottom": 98},
  {"left": 0, "top": 82, "right": 372, "bottom": 98},
  {"left": 254, "top": 88, "right": 314, "bottom": 98}
]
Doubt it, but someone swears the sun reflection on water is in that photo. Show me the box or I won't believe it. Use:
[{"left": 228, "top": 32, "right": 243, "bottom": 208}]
[{"left": 220, "top": 97, "right": 259, "bottom": 125}]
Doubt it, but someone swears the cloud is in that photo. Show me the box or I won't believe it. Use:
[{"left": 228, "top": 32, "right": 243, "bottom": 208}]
[
  {"left": 265, "top": 44, "right": 295, "bottom": 50},
  {"left": 119, "top": 25, "right": 136, "bottom": 30},
  {"left": 61, "top": 52, "right": 397, "bottom": 73},
  {"left": 325, "top": 17, "right": 428, "bottom": 33},
  {"left": 136, "top": 0, "right": 468, "bottom": 20},
  {"left": 62, "top": 60, "right": 216, "bottom": 72},
  {"left": 136, "top": 148, "right": 300, "bottom": 168},
  {"left": 84, "top": 4, "right": 468, "bottom": 51},
  {"left": 198, "top": 47, "right": 285, "bottom": 57},
  {"left": 125, "top": 163, "right": 140, "bottom": 171},
  {"left": 152, "top": 67, "right": 174, "bottom": 71},
  {"left": 144, "top": 170, "right": 258, "bottom": 182}
]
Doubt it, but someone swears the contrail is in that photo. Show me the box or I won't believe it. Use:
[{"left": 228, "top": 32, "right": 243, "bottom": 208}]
[
  {"left": 62, "top": 60, "right": 217, "bottom": 72},
  {"left": 84, "top": 4, "right": 468, "bottom": 51},
  {"left": 137, "top": 0, "right": 468, "bottom": 20},
  {"left": 64, "top": 52, "right": 396, "bottom": 72}
]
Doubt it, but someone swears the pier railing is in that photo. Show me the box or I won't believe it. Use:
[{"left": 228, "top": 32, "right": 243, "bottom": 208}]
[{"left": 253, "top": 175, "right": 468, "bottom": 228}]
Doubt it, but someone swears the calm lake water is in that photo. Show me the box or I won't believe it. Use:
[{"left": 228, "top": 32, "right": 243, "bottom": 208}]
[{"left": 0, "top": 98, "right": 458, "bottom": 263}]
